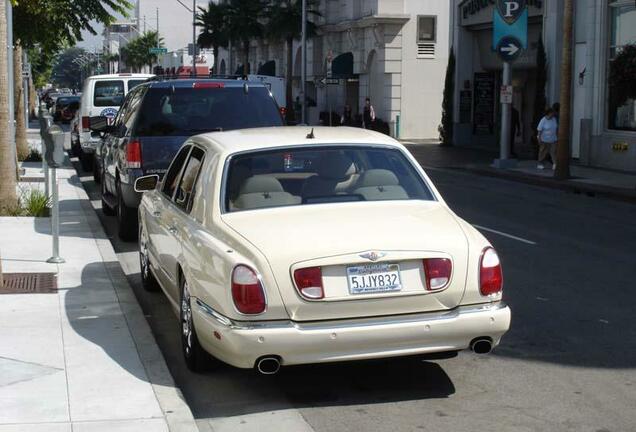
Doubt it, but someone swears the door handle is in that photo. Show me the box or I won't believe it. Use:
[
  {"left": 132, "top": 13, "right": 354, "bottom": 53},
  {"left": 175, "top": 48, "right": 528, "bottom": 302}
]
[
  {"left": 168, "top": 225, "right": 178, "bottom": 234},
  {"left": 152, "top": 211, "right": 161, "bottom": 217}
]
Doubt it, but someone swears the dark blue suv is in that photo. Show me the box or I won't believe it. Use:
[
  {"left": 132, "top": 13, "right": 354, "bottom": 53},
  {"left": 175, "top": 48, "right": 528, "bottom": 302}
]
[{"left": 94, "top": 78, "right": 284, "bottom": 240}]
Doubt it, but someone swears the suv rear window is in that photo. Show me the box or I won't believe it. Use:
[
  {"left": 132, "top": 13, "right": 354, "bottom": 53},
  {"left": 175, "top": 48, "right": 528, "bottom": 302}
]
[
  {"left": 94, "top": 80, "right": 125, "bottom": 107},
  {"left": 134, "top": 86, "right": 283, "bottom": 136}
]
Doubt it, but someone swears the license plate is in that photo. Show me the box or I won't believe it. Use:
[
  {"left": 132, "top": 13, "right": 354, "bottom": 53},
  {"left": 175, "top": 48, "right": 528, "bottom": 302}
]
[{"left": 347, "top": 263, "right": 402, "bottom": 294}]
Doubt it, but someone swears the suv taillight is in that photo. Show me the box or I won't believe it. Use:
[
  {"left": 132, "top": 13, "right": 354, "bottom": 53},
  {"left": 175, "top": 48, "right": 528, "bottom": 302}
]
[
  {"left": 479, "top": 247, "right": 503, "bottom": 296},
  {"left": 293, "top": 267, "right": 324, "bottom": 299},
  {"left": 81, "top": 116, "right": 90, "bottom": 132},
  {"left": 231, "top": 265, "right": 266, "bottom": 314},
  {"left": 423, "top": 258, "right": 452, "bottom": 291},
  {"left": 126, "top": 139, "right": 142, "bottom": 169}
]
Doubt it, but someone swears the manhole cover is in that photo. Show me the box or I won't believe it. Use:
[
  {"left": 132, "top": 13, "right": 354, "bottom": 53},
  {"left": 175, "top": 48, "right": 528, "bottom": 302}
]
[{"left": 1, "top": 273, "right": 57, "bottom": 294}]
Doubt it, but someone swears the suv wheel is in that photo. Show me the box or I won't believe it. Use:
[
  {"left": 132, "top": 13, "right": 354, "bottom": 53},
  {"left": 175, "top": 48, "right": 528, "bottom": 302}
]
[
  {"left": 79, "top": 151, "right": 93, "bottom": 172},
  {"left": 93, "top": 155, "right": 101, "bottom": 184},
  {"left": 139, "top": 222, "right": 159, "bottom": 292},
  {"left": 117, "top": 181, "right": 138, "bottom": 242},
  {"left": 180, "top": 277, "right": 211, "bottom": 373}
]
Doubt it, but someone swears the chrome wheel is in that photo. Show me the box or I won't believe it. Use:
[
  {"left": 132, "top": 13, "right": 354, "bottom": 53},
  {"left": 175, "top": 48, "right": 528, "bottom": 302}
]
[
  {"left": 140, "top": 234, "right": 150, "bottom": 280},
  {"left": 181, "top": 281, "right": 193, "bottom": 355}
]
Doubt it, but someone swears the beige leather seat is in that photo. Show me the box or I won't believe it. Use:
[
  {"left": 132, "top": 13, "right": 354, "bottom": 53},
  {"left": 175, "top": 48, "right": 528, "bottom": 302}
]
[
  {"left": 301, "top": 152, "right": 358, "bottom": 199},
  {"left": 234, "top": 176, "right": 301, "bottom": 210},
  {"left": 352, "top": 169, "right": 409, "bottom": 201}
]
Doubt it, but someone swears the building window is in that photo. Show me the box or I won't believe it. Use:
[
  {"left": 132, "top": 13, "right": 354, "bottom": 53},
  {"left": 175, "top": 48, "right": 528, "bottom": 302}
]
[
  {"left": 417, "top": 16, "right": 436, "bottom": 59},
  {"left": 608, "top": 1, "right": 636, "bottom": 131}
]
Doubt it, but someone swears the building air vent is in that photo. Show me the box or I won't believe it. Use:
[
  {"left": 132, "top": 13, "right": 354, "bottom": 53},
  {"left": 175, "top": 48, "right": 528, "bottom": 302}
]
[{"left": 417, "top": 42, "right": 436, "bottom": 59}]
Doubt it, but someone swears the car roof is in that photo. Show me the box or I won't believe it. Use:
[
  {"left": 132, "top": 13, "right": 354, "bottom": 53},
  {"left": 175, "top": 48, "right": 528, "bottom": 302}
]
[
  {"left": 86, "top": 73, "right": 154, "bottom": 80},
  {"left": 193, "top": 127, "right": 400, "bottom": 155},
  {"left": 140, "top": 78, "right": 267, "bottom": 89}
]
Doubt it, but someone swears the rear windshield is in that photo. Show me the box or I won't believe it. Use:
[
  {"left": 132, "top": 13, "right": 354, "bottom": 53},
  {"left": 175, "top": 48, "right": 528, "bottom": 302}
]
[
  {"left": 224, "top": 146, "right": 434, "bottom": 212},
  {"left": 134, "top": 86, "right": 283, "bottom": 136},
  {"left": 94, "top": 80, "right": 125, "bottom": 107},
  {"left": 128, "top": 80, "right": 146, "bottom": 91}
]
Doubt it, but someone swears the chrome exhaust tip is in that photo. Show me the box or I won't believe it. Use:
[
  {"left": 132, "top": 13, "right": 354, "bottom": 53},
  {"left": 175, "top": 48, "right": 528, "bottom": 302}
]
[
  {"left": 470, "top": 338, "right": 493, "bottom": 354},
  {"left": 256, "top": 357, "right": 281, "bottom": 375}
]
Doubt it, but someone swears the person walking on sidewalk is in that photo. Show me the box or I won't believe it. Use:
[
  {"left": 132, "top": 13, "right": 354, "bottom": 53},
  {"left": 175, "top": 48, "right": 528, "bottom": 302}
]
[
  {"left": 363, "top": 98, "right": 376, "bottom": 129},
  {"left": 537, "top": 108, "right": 558, "bottom": 170}
]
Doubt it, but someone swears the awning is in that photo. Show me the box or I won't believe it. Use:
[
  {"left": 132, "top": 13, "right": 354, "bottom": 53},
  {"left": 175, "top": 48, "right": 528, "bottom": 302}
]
[
  {"left": 257, "top": 60, "right": 276, "bottom": 76},
  {"left": 330, "top": 52, "right": 354, "bottom": 78}
]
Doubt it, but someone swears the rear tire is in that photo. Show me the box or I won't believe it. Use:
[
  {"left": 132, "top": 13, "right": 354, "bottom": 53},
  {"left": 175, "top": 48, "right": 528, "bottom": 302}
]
[
  {"left": 117, "top": 181, "right": 138, "bottom": 242},
  {"left": 79, "top": 151, "right": 93, "bottom": 172},
  {"left": 93, "top": 155, "right": 101, "bottom": 183},
  {"left": 139, "top": 222, "right": 159, "bottom": 292},
  {"left": 180, "top": 277, "right": 211, "bottom": 373}
]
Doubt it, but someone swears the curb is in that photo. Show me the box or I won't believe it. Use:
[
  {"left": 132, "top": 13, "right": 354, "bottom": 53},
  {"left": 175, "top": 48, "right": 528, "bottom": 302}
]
[
  {"left": 67, "top": 169, "right": 200, "bottom": 432},
  {"left": 463, "top": 167, "right": 636, "bottom": 204}
]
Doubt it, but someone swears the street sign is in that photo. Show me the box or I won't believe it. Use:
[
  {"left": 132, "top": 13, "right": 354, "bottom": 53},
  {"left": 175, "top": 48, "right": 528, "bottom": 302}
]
[
  {"left": 149, "top": 47, "right": 167, "bottom": 54},
  {"left": 496, "top": 36, "right": 523, "bottom": 62},
  {"left": 500, "top": 84, "right": 513, "bottom": 104},
  {"left": 493, "top": 0, "right": 528, "bottom": 58}
]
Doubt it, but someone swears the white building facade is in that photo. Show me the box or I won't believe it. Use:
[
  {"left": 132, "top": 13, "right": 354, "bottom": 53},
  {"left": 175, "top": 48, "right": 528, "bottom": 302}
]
[
  {"left": 452, "top": 0, "right": 636, "bottom": 172},
  {"left": 216, "top": 0, "right": 451, "bottom": 139}
]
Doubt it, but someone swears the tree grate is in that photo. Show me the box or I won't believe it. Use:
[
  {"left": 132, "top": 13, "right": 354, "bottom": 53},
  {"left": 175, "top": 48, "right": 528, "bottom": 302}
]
[{"left": 1, "top": 273, "right": 58, "bottom": 294}]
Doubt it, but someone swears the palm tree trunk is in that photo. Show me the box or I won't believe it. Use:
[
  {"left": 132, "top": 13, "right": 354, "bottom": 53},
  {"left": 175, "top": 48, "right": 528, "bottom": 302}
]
[
  {"left": 28, "top": 74, "right": 36, "bottom": 119},
  {"left": 555, "top": 0, "right": 573, "bottom": 180},
  {"left": 285, "top": 38, "right": 294, "bottom": 115},
  {"left": 14, "top": 42, "right": 28, "bottom": 160},
  {"left": 0, "top": 0, "right": 18, "bottom": 212}
]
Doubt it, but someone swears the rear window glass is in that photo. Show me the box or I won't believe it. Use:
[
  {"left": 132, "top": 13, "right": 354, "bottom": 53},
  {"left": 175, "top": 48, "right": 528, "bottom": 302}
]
[
  {"left": 128, "top": 80, "right": 146, "bottom": 91},
  {"left": 94, "top": 80, "right": 125, "bottom": 107},
  {"left": 224, "top": 146, "right": 434, "bottom": 212},
  {"left": 134, "top": 86, "right": 282, "bottom": 137}
]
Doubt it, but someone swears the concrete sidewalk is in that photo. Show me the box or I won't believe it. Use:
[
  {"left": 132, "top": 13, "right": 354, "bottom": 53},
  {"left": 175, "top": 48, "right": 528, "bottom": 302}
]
[
  {"left": 403, "top": 140, "right": 636, "bottom": 202},
  {"left": 0, "top": 157, "right": 198, "bottom": 431}
]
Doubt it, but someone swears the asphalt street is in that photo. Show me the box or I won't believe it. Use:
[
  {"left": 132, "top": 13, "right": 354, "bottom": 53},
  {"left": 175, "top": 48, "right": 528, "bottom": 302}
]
[{"left": 70, "top": 141, "right": 636, "bottom": 432}]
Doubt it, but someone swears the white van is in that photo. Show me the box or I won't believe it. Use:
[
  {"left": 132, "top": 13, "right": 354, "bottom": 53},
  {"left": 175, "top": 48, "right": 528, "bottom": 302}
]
[
  {"left": 246, "top": 75, "right": 286, "bottom": 108},
  {"left": 77, "top": 73, "right": 153, "bottom": 171}
]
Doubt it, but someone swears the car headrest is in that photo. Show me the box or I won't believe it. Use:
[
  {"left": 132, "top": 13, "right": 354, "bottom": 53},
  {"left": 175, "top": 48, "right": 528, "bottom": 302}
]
[
  {"left": 239, "top": 175, "right": 284, "bottom": 194},
  {"left": 316, "top": 152, "right": 355, "bottom": 180},
  {"left": 356, "top": 169, "right": 400, "bottom": 187}
]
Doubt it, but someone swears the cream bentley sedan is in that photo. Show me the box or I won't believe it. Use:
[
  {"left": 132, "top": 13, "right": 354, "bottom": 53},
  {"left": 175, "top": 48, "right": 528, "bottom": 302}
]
[{"left": 135, "top": 127, "right": 511, "bottom": 374}]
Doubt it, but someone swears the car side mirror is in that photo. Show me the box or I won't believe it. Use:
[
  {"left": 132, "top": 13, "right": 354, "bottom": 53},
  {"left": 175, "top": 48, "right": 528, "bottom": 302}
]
[
  {"left": 89, "top": 116, "right": 113, "bottom": 133},
  {"left": 134, "top": 175, "right": 160, "bottom": 192}
]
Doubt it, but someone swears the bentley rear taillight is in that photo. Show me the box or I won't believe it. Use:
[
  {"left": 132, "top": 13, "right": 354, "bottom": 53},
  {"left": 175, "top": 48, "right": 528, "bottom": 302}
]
[
  {"left": 293, "top": 267, "right": 324, "bottom": 299},
  {"left": 232, "top": 265, "right": 266, "bottom": 314},
  {"left": 479, "top": 247, "right": 503, "bottom": 296},
  {"left": 423, "top": 258, "right": 452, "bottom": 291}
]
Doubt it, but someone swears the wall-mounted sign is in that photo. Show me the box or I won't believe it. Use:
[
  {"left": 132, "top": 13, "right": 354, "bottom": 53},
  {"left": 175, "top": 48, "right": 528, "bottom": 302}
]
[
  {"left": 459, "top": 0, "right": 542, "bottom": 27},
  {"left": 500, "top": 84, "right": 513, "bottom": 104},
  {"left": 473, "top": 72, "right": 495, "bottom": 135}
]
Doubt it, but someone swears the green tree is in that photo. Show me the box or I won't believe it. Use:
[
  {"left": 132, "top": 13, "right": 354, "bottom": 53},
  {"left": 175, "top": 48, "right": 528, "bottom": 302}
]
[
  {"left": 438, "top": 47, "right": 455, "bottom": 146},
  {"left": 51, "top": 47, "right": 87, "bottom": 89},
  {"left": 225, "top": 0, "right": 268, "bottom": 75},
  {"left": 121, "top": 31, "right": 163, "bottom": 72},
  {"left": 196, "top": 1, "right": 229, "bottom": 75},
  {"left": 265, "top": 0, "right": 320, "bottom": 115}
]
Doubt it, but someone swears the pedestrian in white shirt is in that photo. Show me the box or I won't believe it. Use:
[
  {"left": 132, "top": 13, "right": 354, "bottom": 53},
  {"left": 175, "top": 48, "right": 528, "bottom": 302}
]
[{"left": 537, "top": 108, "right": 558, "bottom": 170}]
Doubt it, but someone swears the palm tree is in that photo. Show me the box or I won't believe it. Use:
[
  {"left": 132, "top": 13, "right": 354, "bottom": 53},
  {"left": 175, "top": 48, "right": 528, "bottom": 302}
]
[
  {"left": 197, "top": 1, "right": 229, "bottom": 75},
  {"left": 0, "top": 0, "right": 18, "bottom": 213},
  {"left": 555, "top": 0, "right": 573, "bottom": 180},
  {"left": 121, "top": 31, "right": 164, "bottom": 72},
  {"left": 14, "top": 41, "right": 28, "bottom": 160},
  {"left": 265, "top": 0, "right": 320, "bottom": 114},
  {"left": 225, "top": 0, "right": 268, "bottom": 75}
]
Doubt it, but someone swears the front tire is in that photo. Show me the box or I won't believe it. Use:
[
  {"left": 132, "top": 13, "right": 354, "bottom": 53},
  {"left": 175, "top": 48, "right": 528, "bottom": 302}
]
[
  {"left": 139, "top": 222, "right": 159, "bottom": 292},
  {"left": 117, "top": 181, "right": 138, "bottom": 242},
  {"left": 93, "top": 155, "right": 101, "bottom": 183},
  {"left": 180, "top": 277, "right": 210, "bottom": 373},
  {"left": 101, "top": 175, "right": 115, "bottom": 216},
  {"left": 79, "top": 151, "right": 93, "bottom": 172}
]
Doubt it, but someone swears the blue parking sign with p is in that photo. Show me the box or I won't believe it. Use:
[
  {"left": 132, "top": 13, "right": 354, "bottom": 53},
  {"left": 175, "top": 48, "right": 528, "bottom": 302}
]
[{"left": 493, "top": 0, "right": 528, "bottom": 53}]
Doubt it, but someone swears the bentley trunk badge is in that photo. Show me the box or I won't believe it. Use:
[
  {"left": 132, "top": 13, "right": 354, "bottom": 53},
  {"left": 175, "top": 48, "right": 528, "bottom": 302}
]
[{"left": 359, "top": 251, "right": 386, "bottom": 262}]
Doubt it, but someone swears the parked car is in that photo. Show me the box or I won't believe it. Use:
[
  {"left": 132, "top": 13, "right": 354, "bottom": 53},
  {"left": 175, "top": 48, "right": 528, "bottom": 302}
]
[
  {"left": 77, "top": 73, "right": 153, "bottom": 172},
  {"left": 53, "top": 96, "right": 80, "bottom": 122},
  {"left": 91, "top": 78, "right": 284, "bottom": 241},
  {"left": 133, "top": 126, "right": 511, "bottom": 374}
]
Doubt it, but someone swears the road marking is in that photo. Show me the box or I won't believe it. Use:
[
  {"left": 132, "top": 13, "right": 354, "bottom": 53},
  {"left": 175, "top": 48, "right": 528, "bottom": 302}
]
[{"left": 473, "top": 224, "right": 537, "bottom": 245}]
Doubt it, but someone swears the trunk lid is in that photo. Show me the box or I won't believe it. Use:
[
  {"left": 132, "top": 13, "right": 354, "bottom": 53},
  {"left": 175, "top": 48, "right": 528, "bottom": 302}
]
[{"left": 222, "top": 201, "right": 470, "bottom": 321}]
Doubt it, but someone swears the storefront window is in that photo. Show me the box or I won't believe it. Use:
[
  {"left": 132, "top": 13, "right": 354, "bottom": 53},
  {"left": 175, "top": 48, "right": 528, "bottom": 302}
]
[{"left": 608, "top": 1, "right": 636, "bottom": 131}]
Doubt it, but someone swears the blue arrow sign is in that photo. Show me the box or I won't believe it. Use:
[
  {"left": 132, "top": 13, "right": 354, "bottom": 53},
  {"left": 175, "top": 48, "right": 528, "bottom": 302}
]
[
  {"left": 497, "top": 36, "right": 523, "bottom": 62},
  {"left": 493, "top": 0, "right": 528, "bottom": 61}
]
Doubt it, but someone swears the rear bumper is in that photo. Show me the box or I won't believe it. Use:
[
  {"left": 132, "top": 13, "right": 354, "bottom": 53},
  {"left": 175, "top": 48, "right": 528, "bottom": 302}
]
[{"left": 192, "top": 301, "right": 511, "bottom": 369}]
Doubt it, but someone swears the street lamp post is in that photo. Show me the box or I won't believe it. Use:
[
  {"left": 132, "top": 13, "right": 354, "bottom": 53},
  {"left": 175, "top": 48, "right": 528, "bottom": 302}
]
[
  {"left": 192, "top": 0, "right": 196, "bottom": 77},
  {"left": 301, "top": 0, "right": 307, "bottom": 124}
]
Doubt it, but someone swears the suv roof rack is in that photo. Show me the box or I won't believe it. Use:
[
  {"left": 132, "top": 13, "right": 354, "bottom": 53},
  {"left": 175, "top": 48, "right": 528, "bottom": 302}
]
[{"left": 146, "top": 74, "right": 220, "bottom": 82}]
